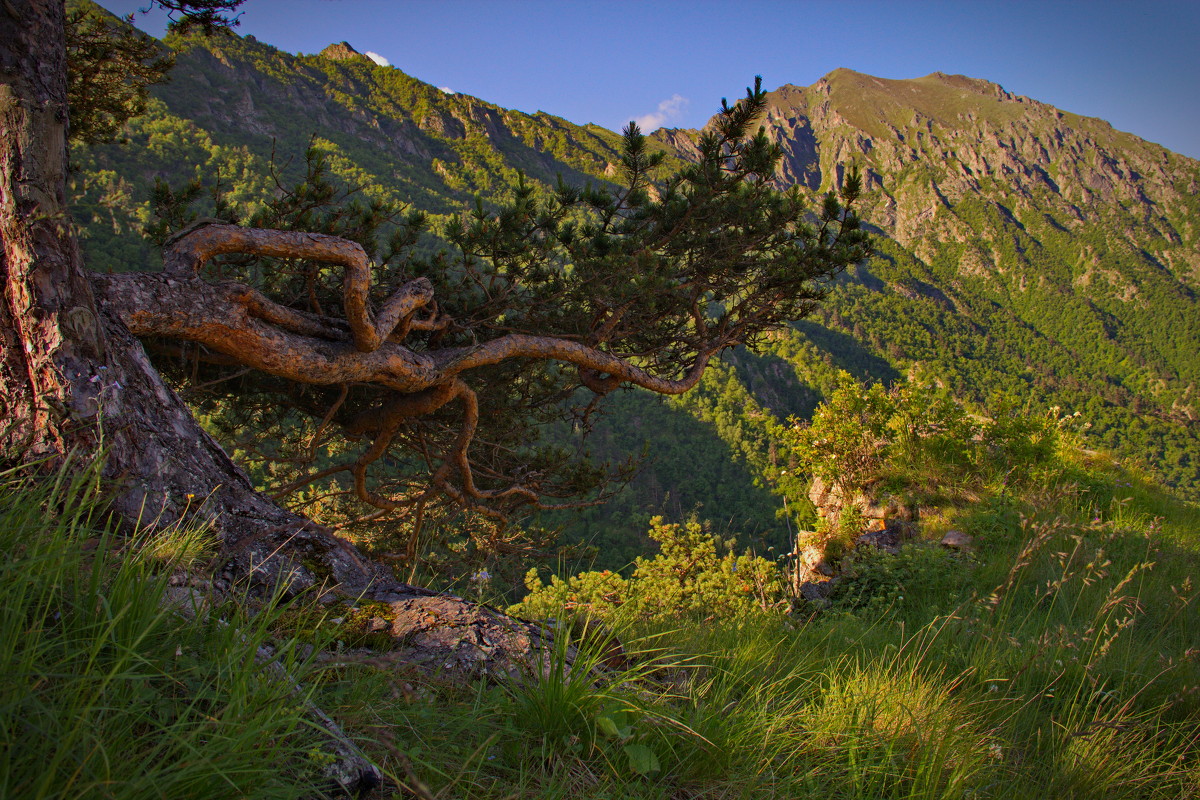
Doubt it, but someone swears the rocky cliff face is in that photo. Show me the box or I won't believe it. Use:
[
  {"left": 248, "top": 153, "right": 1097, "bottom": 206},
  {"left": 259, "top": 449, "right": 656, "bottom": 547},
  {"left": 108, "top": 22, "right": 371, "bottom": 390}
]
[{"left": 659, "top": 68, "right": 1198, "bottom": 289}]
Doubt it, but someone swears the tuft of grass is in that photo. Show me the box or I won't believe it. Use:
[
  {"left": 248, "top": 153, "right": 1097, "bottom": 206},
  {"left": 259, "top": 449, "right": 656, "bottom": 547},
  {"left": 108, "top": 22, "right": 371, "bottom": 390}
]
[
  {"left": 132, "top": 522, "right": 218, "bottom": 572},
  {"left": 798, "top": 660, "right": 997, "bottom": 797},
  {"left": 501, "top": 619, "right": 700, "bottom": 781}
]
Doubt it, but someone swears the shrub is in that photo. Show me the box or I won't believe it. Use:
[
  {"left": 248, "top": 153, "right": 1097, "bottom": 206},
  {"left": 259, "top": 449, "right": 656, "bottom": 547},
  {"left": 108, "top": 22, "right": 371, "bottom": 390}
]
[
  {"left": 510, "top": 516, "right": 784, "bottom": 622},
  {"left": 513, "top": 566, "right": 630, "bottom": 621},
  {"left": 629, "top": 517, "right": 784, "bottom": 618},
  {"left": 830, "top": 543, "right": 969, "bottom": 614},
  {"left": 789, "top": 372, "right": 1071, "bottom": 509}
]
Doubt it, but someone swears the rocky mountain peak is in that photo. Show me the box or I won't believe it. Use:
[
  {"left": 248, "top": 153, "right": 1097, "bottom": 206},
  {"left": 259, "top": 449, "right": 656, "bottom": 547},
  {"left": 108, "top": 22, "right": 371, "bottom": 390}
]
[{"left": 319, "top": 41, "right": 368, "bottom": 62}]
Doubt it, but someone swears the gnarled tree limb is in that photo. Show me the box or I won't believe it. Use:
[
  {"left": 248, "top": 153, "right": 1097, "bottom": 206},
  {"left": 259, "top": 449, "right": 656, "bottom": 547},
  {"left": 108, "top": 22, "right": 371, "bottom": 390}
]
[
  {"left": 162, "top": 222, "right": 434, "bottom": 351},
  {"left": 92, "top": 272, "right": 438, "bottom": 391}
]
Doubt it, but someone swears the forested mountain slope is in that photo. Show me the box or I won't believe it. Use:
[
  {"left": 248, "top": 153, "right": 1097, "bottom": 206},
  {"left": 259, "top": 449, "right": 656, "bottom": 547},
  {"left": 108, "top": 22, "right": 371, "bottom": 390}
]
[
  {"left": 562, "top": 70, "right": 1200, "bottom": 562},
  {"left": 71, "top": 17, "right": 684, "bottom": 271},
  {"left": 71, "top": 15, "right": 1200, "bottom": 567},
  {"left": 652, "top": 75, "right": 1197, "bottom": 470}
]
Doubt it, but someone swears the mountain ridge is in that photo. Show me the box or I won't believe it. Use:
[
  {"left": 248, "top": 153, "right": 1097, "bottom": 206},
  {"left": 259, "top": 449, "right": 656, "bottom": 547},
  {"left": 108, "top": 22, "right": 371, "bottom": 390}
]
[{"left": 643, "top": 65, "right": 1198, "bottom": 470}]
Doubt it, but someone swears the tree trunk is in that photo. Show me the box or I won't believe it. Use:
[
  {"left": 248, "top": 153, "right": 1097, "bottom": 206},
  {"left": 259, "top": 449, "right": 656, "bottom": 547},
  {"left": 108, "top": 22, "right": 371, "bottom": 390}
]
[
  {"left": 0, "top": 0, "right": 100, "bottom": 460},
  {"left": 1, "top": 0, "right": 557, "bottom": 688},
  {"left": 0, "top": 0, "right": 322, "bottom": 587}
]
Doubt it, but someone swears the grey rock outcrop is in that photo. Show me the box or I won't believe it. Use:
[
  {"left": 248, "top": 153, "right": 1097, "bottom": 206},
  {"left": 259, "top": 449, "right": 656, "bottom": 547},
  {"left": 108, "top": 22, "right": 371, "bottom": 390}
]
[{"left": 808, "top": 475, "right": 918, "bottom": 535}]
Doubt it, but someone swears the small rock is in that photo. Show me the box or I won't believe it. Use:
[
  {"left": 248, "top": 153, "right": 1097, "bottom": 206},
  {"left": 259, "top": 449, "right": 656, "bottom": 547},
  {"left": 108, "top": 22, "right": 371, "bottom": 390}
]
[
  {"left": 799, "top": 580, "right": 832, "bottom": 602},
  {"left": 160, "top": 586, "right": 208, "bottom": 618},
  {"left": 940, "top": 530, "right": 974, "bottom": 551},
  {"left": 889, "top": 519, "right": 920, "bottom": 541},
  {"left": 855, "top": 528, "right": 902, "bottom": 553}
]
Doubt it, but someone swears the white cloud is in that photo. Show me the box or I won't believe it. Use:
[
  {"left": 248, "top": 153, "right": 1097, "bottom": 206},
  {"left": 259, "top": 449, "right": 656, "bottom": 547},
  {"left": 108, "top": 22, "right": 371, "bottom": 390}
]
[
  {"left": 364, "top": 51, "right": 390, "bottom": 67},
  {"left": 633, "top": 94, "right": 689, "bottom": 132},
  {"left": 439, "top": 87, "right": 456, "bottom": 95}
]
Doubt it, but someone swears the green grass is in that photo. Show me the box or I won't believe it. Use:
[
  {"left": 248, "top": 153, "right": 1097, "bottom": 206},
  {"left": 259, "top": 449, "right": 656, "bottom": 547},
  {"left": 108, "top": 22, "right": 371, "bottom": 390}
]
[
  {"left": 2, "top": 449, "right": 1197, "bottom": 798},
  {"left": 0, "top": 460, "right": 334, "bottom": 799},
  {"left": 329, "top": 453, "right": 1200, "bottom": 799}
]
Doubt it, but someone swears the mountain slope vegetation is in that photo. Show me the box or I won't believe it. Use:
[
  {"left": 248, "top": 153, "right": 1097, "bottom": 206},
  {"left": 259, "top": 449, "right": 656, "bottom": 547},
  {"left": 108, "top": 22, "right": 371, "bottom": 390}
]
[
  {"left": 70, "top": 10, "right": 1200, "bottom": 570},
  {"left": 31, "top": 9, "right": 1200, "bottom": 797},
  {"left": 655, "top": 67, "right": 1200, "bottom": 484}
]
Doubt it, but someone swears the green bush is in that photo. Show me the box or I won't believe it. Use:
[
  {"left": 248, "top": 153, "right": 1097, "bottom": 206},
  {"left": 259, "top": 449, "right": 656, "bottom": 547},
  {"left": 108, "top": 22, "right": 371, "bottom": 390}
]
[
  {"left": 512, "top": 566, "right": 630, "bottom": 622},
  {"left": 789, "top": 371, "right": 1072, "bottom": 508},
  {"left": 511, "top": 516, "right": 784, "bottom": 622}
]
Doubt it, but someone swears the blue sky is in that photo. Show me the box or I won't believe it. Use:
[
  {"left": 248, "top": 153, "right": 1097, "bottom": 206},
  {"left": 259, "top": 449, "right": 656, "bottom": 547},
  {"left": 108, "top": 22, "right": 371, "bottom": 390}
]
[{"left": 98, "top": 0, "right": 1200, "bottom": 159}]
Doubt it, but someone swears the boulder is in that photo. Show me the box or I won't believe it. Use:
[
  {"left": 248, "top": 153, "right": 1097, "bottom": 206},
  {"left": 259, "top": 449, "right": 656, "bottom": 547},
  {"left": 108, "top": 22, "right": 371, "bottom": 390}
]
[
  {"left": 854, "top": 528, "right": 903, "bottom": 554},
  {"left": 798, "top": 580, "right": 833, "bottom": 607},
  {"left": 807, "top": 476, "right": 919, "bottom": 536},
  {"left": 793, "top": 541, "right": 829, "bottom": 584},
  {"left": 382, "top": 595, "right": 554, "bottom": 682},
  {"left": 807, "top": 475, "right": 843, "bottom": 516},
  {"left": 940, "top": 530, "right": 974, "bottom": 552},
  {"left": 859, "top": 493, "right": 918, "bottom": 523}
]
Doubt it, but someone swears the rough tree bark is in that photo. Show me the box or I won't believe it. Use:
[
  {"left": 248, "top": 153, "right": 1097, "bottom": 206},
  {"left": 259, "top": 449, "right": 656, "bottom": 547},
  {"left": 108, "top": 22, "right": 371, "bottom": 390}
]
[{"left": 1, "top": 0, "right": 564, "bottom": 695}]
